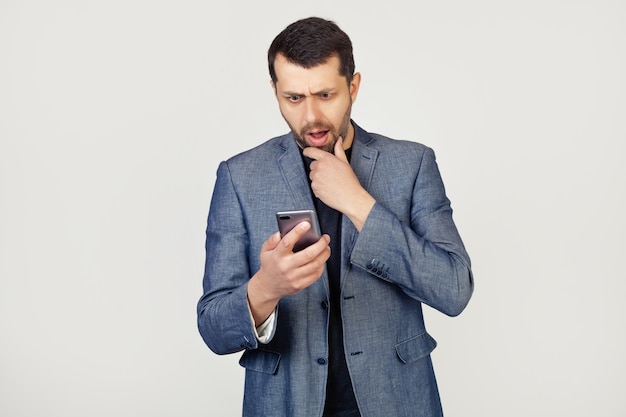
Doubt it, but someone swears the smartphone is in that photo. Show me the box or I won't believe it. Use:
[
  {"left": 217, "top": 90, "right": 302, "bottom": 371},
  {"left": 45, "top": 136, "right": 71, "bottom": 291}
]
[{"left": 276, "top": 210, "right": 322, "bottom": 252}]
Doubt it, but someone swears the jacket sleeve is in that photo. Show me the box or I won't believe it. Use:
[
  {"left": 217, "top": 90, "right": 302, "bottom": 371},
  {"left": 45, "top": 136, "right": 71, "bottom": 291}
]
[
  {"left": 197, "top": 161, "right": 260, "bottom": 354},
  {"left": 349, "top": 147, "right": 474, "bottom": 316}
]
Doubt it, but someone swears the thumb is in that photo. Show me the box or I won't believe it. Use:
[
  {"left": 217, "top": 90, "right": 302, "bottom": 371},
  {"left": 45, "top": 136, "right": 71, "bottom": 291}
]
[{"left": 334, "top": 136, "right": 348, "bottom": 162}]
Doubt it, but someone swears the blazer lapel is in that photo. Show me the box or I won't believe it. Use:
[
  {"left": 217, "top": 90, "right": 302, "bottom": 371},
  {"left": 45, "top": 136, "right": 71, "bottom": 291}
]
[
  {"left": 350, "top": 129, "right": 378, "bottom": 192},
  {"left": 277, "top": 134, "right": 316, "bottom": 210}
]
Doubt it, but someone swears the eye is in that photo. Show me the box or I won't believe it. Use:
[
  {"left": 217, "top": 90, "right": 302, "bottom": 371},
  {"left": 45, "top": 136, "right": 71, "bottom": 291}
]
[
  {"left": 287, "top": 95, "right": 302, "bottom": 103},
  {"left": 319, "top": 92, "right": 332, "bottom": 99}
]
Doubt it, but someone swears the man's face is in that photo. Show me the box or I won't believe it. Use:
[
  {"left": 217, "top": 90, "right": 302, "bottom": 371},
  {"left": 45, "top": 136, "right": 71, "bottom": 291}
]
[{"left": 272, "top": 54, "right": 361, "bottom": 152}]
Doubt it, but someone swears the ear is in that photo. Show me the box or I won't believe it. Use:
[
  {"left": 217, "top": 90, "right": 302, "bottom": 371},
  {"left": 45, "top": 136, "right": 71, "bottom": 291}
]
[{"left": 349, "top": 72, "right": 361, "bottom": 103}]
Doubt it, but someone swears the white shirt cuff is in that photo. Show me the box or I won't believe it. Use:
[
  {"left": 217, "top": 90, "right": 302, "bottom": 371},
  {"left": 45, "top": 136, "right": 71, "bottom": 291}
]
[{"left": 247, "top": 304, "right": 278, "bottom": 344}]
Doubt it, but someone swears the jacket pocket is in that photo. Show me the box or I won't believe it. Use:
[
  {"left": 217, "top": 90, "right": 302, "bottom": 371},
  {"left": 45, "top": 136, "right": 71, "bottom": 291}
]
[
  {"left": 395, "top": 332, "right": 438, "bottom": 364},
  {"left": 239, "top": 348, "right": 281, "bottom": 375}
]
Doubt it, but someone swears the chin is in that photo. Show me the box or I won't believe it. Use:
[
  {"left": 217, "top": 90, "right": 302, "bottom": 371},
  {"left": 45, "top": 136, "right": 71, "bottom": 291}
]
[
  {"left": 316, "top": 143, "right": 335, "bottom": 153},
  {"left": 317, "top": 139, "right": 336, "bottom": 153}
]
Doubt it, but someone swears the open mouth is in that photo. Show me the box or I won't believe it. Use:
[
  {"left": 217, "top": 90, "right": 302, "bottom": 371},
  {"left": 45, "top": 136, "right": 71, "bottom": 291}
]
[{"left": 306, "top": 130, "right": 330, "bottom": 147}]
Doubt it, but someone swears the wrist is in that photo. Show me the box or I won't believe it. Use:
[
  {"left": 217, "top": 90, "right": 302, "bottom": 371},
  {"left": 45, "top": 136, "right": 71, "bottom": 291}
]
[
  {"left": 346, "top": 193, "right": 376, "bottom": 232},
  {"left": 247, "top": 273, "right": 279, "bottom": 326}
]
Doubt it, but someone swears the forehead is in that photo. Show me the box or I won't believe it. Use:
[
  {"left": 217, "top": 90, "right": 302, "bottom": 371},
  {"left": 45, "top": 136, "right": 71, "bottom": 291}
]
[{"left": 273, "top": 54, "right": 345, "bottom": 93}]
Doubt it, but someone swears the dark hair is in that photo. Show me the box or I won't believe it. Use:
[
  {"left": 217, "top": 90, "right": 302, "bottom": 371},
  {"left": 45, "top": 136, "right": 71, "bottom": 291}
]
[{"left": 268, "top": 17, "right": 355, "bottom": 85}]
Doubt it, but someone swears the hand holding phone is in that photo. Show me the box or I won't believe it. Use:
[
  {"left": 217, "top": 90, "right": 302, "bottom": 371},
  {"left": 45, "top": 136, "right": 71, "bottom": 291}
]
[
  {"left": 247, "top": 210, "right": 328, "bottom": 324},
  {"left": 276, "top": 210, "right": 322, "bottom": 252}
]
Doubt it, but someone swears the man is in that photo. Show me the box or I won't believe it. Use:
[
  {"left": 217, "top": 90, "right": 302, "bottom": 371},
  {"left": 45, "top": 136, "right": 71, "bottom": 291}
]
[{"left": 197, "top": 16, "right": 473, "bottom": 417}]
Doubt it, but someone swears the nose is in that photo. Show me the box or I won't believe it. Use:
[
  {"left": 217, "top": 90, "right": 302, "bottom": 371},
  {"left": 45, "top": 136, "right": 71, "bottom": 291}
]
[{"left": 303, "top": 97, "right": 321, "bottom": 124}]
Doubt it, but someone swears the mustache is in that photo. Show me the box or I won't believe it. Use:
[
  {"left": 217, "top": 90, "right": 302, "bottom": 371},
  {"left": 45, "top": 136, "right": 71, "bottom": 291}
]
[{"left": 300, "top": 123, "right": 334, "bottom": 136}]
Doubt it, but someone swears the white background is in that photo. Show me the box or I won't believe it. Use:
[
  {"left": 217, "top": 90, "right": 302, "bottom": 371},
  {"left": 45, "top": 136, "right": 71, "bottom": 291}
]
[{"left": 1, "top": 1, "right": 625, "bottom": 416}]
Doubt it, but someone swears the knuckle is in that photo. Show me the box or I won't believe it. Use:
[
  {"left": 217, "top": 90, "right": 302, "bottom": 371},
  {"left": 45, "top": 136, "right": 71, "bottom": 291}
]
[{"left": 301, "top": 246, "right": 315, "bottom": 260}]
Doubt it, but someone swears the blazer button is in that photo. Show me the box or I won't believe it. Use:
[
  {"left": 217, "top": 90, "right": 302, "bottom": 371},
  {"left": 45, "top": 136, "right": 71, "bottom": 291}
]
[
  {"left": 321, "top": 300, "right": 329, "bottom": 309},
  {"left": 317, "top": 358, "right": 327, "bottom": 365}
]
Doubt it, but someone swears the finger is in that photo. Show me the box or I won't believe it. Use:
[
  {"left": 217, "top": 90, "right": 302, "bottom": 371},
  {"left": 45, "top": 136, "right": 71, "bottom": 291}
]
[
  {"left": 278, "top": 221, "right": 312, "bottom": 252},
  {"left": 261, "top": 231, "right": 281, "bottom": 252},
  {"left": 302, "top": 146, "right": 328, "bottom": 161},
  {"left": 282, "top": 235, "right": 330, "bottom": 293},
  {"left": 292, "top": 234, "right": 331, "bottom": 263},
  {"left": 333, "top": 136, "right": 348, "bottom": 162}
]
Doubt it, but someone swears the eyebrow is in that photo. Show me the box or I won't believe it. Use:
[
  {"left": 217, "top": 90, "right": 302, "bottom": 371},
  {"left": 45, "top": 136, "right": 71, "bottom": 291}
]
[{"left": 280, "top": 88, "right": 336, "bottom": 97}]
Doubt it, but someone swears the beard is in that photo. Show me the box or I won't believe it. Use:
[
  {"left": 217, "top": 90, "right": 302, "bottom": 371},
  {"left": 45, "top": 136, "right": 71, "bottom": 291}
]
[{"left": 286, "top": 102, "right": 352, "bottom": 153}]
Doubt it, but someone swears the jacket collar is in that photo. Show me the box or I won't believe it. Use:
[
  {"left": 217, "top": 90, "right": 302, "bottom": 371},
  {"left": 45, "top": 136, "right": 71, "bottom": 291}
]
[
  {"left": 350, "top": 122, "right": 379, "bottom": 193},
  {"left": 277, "top": 134, "right": 314, "bottom": 210}
]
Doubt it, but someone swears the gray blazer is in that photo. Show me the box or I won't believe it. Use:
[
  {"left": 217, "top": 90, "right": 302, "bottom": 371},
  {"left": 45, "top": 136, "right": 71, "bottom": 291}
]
[{"left": 197, "top": 123, "right": 473, "bottom": 417}]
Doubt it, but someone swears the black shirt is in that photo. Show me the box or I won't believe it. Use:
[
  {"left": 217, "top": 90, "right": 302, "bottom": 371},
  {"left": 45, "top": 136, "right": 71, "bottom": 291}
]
[{"left": 301, "top": 148, "right": 359, "bottom": 414}]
